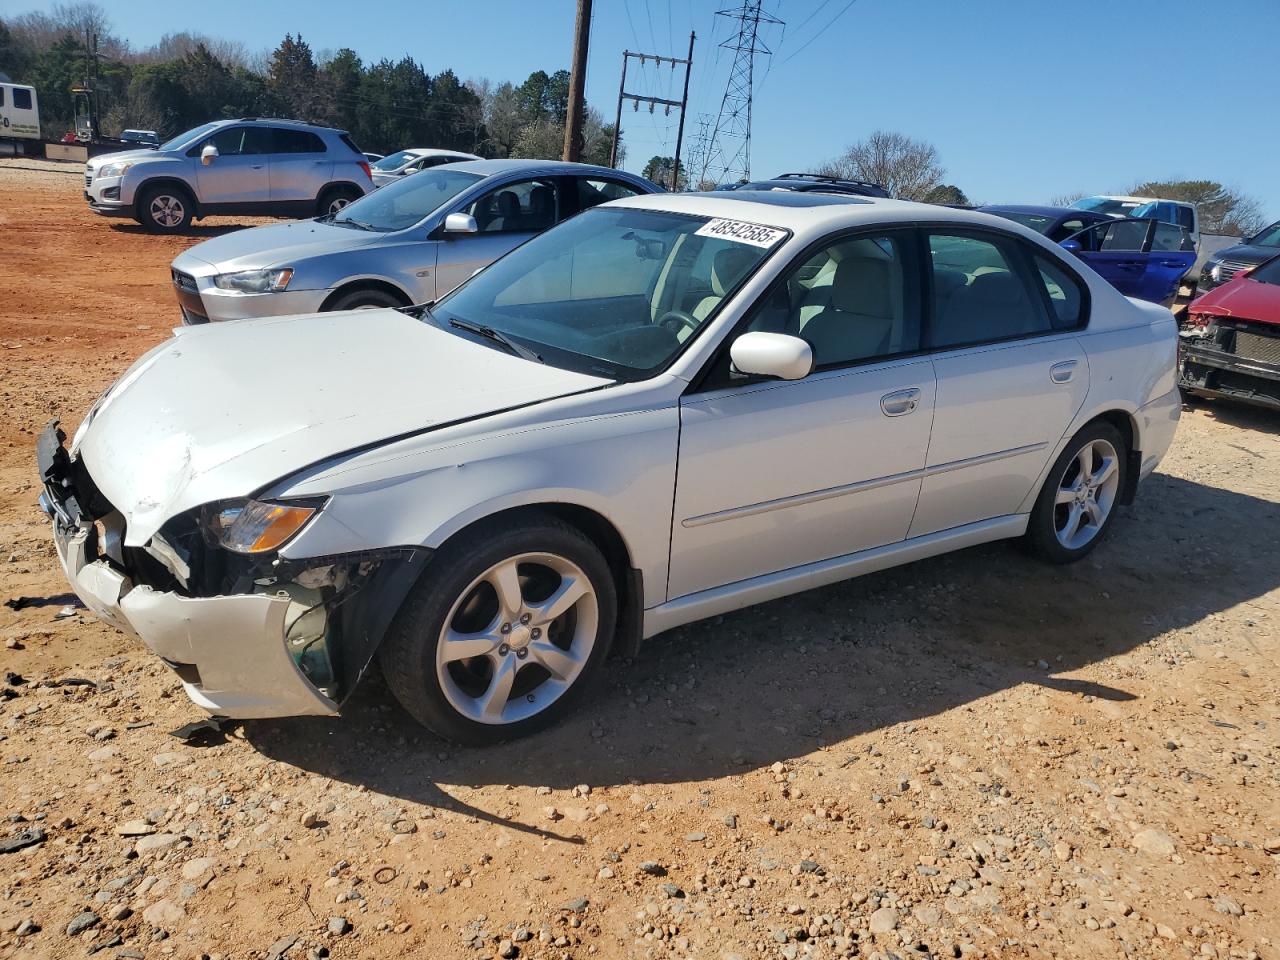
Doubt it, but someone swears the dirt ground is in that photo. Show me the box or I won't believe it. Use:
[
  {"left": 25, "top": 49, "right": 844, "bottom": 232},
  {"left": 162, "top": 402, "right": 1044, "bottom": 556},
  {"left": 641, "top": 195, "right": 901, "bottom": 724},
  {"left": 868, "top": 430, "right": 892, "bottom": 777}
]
[{"left": 0, "top": 159, "right": 1277, "bottom": 960}]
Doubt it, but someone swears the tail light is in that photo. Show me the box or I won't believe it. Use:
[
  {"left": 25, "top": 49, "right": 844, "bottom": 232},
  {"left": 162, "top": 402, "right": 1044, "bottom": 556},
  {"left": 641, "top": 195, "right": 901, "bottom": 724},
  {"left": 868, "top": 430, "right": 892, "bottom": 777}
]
[{"left": 358, "top": 161, "right": 371, "bottom": 181}]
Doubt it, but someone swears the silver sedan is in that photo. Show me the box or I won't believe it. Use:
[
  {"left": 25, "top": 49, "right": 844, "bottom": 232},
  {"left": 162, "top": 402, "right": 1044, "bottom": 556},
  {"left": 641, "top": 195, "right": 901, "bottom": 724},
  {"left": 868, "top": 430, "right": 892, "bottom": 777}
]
[{"left": 169, "top": 159, "right": 659, "bottom": 323}]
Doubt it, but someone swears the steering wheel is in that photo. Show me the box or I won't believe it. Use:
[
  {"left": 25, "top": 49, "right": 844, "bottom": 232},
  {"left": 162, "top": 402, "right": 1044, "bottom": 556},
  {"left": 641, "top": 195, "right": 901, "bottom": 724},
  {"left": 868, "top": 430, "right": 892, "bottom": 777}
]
[{"left": 657, "top": 310, "right": 699, "bottom": 339}]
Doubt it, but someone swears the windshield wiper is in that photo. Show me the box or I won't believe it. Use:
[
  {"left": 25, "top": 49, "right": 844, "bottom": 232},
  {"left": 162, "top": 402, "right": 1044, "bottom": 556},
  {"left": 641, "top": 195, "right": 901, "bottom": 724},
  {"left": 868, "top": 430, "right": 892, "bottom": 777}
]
[
  {"left": 334, "top": 217, "right": 378, "bottom": 231},
  {"left": 448, "top": 318, "right": 543, "bottom": 364}
]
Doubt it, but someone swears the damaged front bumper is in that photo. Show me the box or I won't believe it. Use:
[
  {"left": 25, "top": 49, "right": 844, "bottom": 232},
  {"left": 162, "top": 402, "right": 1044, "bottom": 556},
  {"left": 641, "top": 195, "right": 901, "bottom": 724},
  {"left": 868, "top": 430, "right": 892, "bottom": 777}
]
[
  {"left": 38, "top": 422, "right": 427, "bottom": 720},
  {"left": 1179, "top": 325, "right": 1280, "bottom": 411}
]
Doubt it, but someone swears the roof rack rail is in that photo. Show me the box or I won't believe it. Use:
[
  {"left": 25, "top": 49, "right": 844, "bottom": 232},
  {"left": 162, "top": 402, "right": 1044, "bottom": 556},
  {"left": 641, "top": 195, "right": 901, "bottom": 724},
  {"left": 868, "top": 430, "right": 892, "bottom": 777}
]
[{"left": 775, "top": 172, "right": 884, "bottom": 188}]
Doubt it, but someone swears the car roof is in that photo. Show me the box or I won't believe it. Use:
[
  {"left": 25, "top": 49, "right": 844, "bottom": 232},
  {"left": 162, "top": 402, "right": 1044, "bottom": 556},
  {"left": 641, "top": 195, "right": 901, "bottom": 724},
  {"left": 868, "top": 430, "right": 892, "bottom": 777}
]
[
  {"left": 401, "top": 148, "right": 480, "bottom": 158},
  {"left": 980, "top": 204, "right": 1096, "bottom": 218},
  {"left": 224, "top": 117, "right": 345, "bottom": 133},
  {"left": 609, "top": 189, "right": 1004, "bottom": 235}
]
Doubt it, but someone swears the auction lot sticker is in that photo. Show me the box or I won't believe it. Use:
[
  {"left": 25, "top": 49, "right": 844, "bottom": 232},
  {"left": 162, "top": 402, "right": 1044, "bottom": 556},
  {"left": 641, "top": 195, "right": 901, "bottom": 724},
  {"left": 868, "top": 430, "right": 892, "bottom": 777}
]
[{"left": 695, "top": 218, "right": 787, "bottom": 248}]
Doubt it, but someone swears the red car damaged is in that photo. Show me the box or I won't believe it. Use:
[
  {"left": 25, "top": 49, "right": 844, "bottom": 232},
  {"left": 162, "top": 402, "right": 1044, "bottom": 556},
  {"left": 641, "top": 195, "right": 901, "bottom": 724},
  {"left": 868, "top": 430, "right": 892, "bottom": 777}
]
[{"left": 1179, "top": 252, "right": 1280, "bottom": 410}]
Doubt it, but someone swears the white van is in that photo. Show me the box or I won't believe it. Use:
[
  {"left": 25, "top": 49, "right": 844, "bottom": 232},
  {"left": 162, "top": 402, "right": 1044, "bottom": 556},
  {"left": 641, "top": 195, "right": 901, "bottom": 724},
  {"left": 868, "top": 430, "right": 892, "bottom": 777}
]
[{"left": 0, "top": 83, "right": 41, "bottom": 141}]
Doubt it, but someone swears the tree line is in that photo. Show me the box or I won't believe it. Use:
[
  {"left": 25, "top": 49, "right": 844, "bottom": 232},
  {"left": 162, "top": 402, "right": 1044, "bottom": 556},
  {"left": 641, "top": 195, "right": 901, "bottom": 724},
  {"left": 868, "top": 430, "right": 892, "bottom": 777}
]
[{"left": 0, "top": 3, "right": 619, "bottom": 163}]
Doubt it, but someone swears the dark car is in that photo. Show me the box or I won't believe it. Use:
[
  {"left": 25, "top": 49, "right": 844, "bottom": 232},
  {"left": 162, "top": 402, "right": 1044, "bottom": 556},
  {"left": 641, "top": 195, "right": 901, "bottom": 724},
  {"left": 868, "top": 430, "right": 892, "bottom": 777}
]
[
  {"left": 722, "top": 172, "right": 889, "bottom": 199},
  {"left": 1197, "top": 220, "right": 1280, "bottom": 293},
  {"left": 1180, "top": 252, "right": 1280, "bottom": 410},
  {"left": 980, "top": 204, "right": 1112, "bottom": 243},
  {"left": 1059, "top": 217, "right": 1197, "bottom": 306}
]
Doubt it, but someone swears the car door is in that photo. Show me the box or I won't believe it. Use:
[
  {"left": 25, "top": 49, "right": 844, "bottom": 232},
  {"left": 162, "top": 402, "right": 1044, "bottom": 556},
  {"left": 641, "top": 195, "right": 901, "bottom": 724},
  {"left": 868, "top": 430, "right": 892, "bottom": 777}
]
[
  {"left": 190, "top": 126, "right": 271, "bottom": 207},
  {"left": 268, "top": 127, "right": 331, "bottom": 206},
  {"left": 667, "top": 229, "right": 936, "bottom": 599},
  {"left": 1066, "top": 219, "right": 1152, "bottom": 297},
  {"left": 1140, "top": 221, "right": 1196, "bottom": 304},
  {"left": 908, "top": 230, "right": 1090, "bottom": 538},
  {"left": 432, "top": 177, "right": 562, "bottom": 298}
]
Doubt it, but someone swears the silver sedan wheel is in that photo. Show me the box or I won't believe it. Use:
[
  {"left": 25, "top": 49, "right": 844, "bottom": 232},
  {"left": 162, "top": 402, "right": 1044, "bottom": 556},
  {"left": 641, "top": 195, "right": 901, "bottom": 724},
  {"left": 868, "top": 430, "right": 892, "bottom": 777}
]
[
  {"left": 435, "top": 552, "right": 598, "bottom": 726},
  {"left": 150, "top": 194, "right": 185, "bottom": 228},
  {"left": 1053, "top": 438, "right": 1120, "bottom": 550}
]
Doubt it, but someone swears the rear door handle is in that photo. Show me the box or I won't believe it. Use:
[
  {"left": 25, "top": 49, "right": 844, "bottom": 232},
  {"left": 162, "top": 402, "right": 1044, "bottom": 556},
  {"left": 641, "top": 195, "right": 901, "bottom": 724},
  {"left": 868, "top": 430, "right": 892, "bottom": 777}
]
[
  {"left": 881, "top": 387, "right": 921, "bottom": 417},
  {"left": 1050, "top": 360, "right": 1077, "bottom": 384}
]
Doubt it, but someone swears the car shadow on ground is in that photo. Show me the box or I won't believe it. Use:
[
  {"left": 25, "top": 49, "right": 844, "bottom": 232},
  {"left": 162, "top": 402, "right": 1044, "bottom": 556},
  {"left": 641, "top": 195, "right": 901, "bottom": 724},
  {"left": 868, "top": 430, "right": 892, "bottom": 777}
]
[
  {"left": 1186, "top": 396, "right": 1278, "bottom": 435},
  {"left": 246, "top": 473, "right": 1279, "bottom": 829},
  {"left": 108, "top": 223, "right": 253, "bottom": 239}
]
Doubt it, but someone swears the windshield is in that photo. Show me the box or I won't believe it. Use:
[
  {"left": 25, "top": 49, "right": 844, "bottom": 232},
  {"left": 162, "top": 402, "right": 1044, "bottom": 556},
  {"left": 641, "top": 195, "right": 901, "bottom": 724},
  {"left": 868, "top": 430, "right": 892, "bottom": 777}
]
[
  {"left": 371, "top": 149, "right": 420, "bottom": 171},
  {"left": 433, "top": 206, "right": 785, "bottom": 379},
  {"left": 1250, "top": 255, "right": 1280, "bottom": 285},
  {"left": 988, "top": 210, "right": 1053, "bottom": 234},
  {"left": 1071, "top": 197, "right": 1139, "bottom": 216},
  {"left": 1250, "top": 222, "right": 1280, "bottom": 247},
  {"left": 333, "top": 167, "right": 482, "bottom": 231},
  {"left": 158, "top": 121, "right": 220, "bottom": 153}
]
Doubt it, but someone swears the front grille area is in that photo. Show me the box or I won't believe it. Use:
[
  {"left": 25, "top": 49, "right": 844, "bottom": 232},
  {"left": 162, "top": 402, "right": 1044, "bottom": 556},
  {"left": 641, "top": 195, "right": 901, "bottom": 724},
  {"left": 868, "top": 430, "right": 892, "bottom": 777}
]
[
  {"left": 1216, "top": 259, "right": 1254, "bottom": 284},
  {"left": 172, "top": 270, "right": 198, "bottom": 292},
  {"left": 1234, "top": 329, "right": 1280, "bottom": 366}
]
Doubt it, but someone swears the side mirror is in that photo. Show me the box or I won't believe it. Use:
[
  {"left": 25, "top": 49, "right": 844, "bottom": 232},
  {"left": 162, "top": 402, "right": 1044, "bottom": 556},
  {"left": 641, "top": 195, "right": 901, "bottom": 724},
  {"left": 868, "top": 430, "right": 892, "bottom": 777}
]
[
  {"left": 1060, "top": 239, "right": 1083, "bottom": 254},
  {"left": 729, "top": 331, "right": 813, "bottom": 381},
  {"left": 443, "top": 212, "right": 479, "bottom": 235},
  {"left": 200, "top": 144, "right": 219, "bottom": 166}
]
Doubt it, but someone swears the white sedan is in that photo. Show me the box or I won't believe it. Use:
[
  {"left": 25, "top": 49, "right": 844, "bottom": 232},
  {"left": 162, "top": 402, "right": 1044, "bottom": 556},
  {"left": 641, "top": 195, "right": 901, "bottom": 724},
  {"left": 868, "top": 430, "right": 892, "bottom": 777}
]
[
  {"left": 369, "top": 147, "right": 481, "bottom": 188},
  {"left": 40, "top": 191, "right": 1180, "bottom": 743}
]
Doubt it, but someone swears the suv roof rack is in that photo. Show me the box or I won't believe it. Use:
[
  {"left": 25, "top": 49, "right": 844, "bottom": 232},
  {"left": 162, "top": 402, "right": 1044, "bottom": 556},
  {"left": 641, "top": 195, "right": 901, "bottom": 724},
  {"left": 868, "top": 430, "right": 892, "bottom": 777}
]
[{"left": 775, "top": 172, "right": 884, "bottom": 189}]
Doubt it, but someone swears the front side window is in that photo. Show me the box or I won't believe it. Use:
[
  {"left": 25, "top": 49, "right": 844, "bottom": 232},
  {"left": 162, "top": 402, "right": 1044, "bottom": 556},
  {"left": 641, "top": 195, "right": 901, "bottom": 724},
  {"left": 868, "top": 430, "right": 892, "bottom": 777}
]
[
  {"left": 744, "top": 232, "right": 919, "bottom": 367},
  {"left": 432, "top": 207, "right": 782, "bottom": 378},
  {"left": 192, "top": 126, "right": 270, "bottom": 157},
  {"left": 13, "top": 88, "right": 32, "bottom": 110},
  {"left": 578, "top": 178, "right": 641, "bottom": 211},
  {"left": 465, "top": 179, "right": 558, "bottom": 233},
  {"left": 926, "top": 232, "right": 1050, "bottom": 348},
  {"left": 1099, "top": 220, "right": 1149, "bottom": 251},
  {"left": 332, "top": 167, "right": 482, "bottom": 231},
  {"left": 274, "top": 129, "right": 326, "bottom": 154}
]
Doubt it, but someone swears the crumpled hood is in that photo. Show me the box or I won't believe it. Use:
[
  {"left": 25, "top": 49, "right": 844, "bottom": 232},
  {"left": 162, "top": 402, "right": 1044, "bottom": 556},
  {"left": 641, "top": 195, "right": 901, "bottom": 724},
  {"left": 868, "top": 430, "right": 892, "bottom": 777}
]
[
  {"left": 172, "top": 220, "right": 388, "bottom": 275},
  {"left": 74, "top": 309, "right": 611, "bottom": 546},
  {"left": 1190, "top": 277, "right": 1280, "bottom": 325}
]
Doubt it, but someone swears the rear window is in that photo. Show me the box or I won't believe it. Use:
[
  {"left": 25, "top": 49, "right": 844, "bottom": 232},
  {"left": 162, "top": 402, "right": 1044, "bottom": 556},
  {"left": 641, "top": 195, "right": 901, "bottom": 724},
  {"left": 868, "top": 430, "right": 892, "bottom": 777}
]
[
  {"left": 13, "top": 88, "right": 32, "bottom": 110},
  {"left": 274, "top": 129, "right": 326, "bottom": 154}
]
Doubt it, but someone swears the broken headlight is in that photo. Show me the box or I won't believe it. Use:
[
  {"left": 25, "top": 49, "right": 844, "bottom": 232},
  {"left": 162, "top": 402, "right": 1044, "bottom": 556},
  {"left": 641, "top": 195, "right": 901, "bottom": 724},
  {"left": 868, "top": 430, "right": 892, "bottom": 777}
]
[
  {"left": 212, "top": 268, "right": 293, "bottom": 294},
  {"left": 204, "top": 498, "right": 324, "bottom": 555}
]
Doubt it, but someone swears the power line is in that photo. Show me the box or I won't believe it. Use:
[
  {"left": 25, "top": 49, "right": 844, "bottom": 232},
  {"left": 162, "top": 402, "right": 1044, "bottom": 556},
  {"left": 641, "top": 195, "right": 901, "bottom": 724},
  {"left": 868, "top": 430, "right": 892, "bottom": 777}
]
[{"left": 781, "top": 0, "right": 860, "bottom": 64}]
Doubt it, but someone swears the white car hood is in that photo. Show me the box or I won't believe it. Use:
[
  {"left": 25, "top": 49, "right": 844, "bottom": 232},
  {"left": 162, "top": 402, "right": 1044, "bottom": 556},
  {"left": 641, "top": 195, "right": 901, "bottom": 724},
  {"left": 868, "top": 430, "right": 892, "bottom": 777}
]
[{"left": 74, "top": 309, "right": 611, "bottom": 546}]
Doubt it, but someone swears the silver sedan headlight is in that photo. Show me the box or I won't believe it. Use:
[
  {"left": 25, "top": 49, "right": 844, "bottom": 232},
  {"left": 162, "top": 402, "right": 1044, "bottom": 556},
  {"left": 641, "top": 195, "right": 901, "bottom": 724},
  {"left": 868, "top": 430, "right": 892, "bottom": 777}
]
[{"left": 211, "top": 268, "right": 294, "bottom": 294}]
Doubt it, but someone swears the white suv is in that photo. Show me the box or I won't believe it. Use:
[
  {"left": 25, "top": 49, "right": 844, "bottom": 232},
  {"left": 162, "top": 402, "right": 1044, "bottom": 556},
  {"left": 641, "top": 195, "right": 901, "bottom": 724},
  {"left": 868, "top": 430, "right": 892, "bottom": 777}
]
[
  {"left": 41, "top": 192, "right": 1180, "bottom": 743},
  {"left": 83, "top": 118, "right": 373, "bottom": 232}
]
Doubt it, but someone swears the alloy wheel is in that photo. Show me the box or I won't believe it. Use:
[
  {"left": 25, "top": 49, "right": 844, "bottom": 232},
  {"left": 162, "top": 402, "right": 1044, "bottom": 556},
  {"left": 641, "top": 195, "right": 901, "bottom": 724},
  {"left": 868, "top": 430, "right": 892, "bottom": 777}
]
[
  {"left": 328, "top": 196, "right": 352, "bottom": 215},
  {"left": 1053, "top": 438, "right": 1120, "bottom": 550},
  {"left": 435, "top": 552, "right": 598, "bottom": 725},
  {"left": 150, "top": 195, "right": 185, "bottom": 228}
]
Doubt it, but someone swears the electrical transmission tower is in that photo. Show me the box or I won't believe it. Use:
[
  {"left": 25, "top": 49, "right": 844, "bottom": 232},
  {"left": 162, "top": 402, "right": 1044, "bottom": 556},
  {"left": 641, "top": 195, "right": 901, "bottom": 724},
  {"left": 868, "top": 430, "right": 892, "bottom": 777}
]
[
  {"left": 700, "top": 1, "right": 782, "bottom": 187},
  {"left": 683, "top": 115, "right": 714, "bottom": 190}
]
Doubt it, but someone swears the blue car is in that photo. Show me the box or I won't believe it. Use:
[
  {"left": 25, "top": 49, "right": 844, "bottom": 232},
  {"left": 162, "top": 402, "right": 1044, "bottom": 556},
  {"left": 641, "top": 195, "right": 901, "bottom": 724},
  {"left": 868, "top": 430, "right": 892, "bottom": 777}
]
[
  {"left": 980, "top": 204, "right": 1112, "bottom": 243},
  {"left": 1059, "top": 217, "right": 1197, "bottom": 306}
]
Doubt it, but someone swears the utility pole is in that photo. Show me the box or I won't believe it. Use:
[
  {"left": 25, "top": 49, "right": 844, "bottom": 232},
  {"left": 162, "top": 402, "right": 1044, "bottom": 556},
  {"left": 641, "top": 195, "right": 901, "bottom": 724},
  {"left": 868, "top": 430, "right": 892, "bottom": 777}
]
[
  {"left": 562, "top": 0, "right": 592, "bottom": 162},
  {"left": 608, "top": 33, "right": 695, "bottom": 189},
  {"left": 700, "top": 1, "right": 782, "bottom": 186}
]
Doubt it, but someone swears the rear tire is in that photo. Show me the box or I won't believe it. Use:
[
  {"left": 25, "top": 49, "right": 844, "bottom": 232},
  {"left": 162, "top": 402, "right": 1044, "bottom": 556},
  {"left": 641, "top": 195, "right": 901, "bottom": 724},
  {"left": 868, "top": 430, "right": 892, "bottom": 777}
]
[
  {"left": 1026, "top": 422, "right": 1128, "bottom": 564},
  {"left": 137, "top": 184, "right": 193, "bottom": 232},
  {"left": 323, "top": 287, "right": 406, "bottom": 312},
  {"left": 317, "top": 185, "right": 361, "bottom": 218},
  {"left": 379, "top": 513, "right": 617, "bottom": 744}
]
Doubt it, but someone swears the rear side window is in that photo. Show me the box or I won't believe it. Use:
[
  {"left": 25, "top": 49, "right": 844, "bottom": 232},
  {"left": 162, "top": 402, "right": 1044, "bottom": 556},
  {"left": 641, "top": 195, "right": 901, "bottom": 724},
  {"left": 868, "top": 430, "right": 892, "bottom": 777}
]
[
  {"left": 1033, "top": 255, "right": 1086, "bottom": 329},
  {"left": 926, "top": 232, "right": 1051, "bottom": 349},
  {"left": 339, "top": 133, "right": 363, "bottom": 156},
  {"left": 274, "top": 129, "right": 326, "bottom": 154},
  {"left": 0, "top": 88, "right": 6, "bottom": 107},
  {"left": 1152, "top": 222, "right": 1193, "bottom": 252},
  {"left": 14, "top": 88, "right": 32, "bottom": 110}
]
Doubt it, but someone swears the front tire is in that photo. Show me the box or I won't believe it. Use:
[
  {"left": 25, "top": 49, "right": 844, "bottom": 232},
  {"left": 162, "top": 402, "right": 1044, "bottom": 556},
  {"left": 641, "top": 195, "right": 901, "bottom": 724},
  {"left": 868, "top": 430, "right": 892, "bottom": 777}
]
[
  {"left": 379, "top": 513, "right": 617, "bottom": 744},
  {"left": 137, "top": 184, "right": 193, "bottom": 232},
  {"left": 1026, "top": 422, "right": 1127, "bottom": 564},
  {"left": 323, "top": 287, "right": 406, "bottom": 311}
]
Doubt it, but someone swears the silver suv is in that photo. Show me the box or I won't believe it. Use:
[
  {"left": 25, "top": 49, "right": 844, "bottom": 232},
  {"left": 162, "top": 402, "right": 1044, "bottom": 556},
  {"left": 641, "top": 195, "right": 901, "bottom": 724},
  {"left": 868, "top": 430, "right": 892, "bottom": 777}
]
[
  {"left": 84, "top": 118, "right": 373, "bottom": 233},
  {"left": 169, "top": 159, "right": 658, "bottom": 323}
]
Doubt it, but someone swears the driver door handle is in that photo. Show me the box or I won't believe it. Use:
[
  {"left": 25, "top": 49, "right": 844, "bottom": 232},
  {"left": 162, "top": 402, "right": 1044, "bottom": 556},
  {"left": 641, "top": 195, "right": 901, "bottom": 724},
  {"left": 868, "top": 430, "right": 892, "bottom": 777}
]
[
  {"left": 881, "top": 387, "right": 921, "bottom": 417},
  {"left": 1050, "top": 360, "right": 1077, "bottom": 384}
]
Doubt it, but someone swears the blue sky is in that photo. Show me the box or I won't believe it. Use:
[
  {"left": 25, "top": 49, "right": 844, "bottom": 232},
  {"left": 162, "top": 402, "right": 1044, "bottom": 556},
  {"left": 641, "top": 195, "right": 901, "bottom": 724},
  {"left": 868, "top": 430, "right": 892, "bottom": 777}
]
[{"left": 8, "top": 0, "right": 1278, "bottom": 216}]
